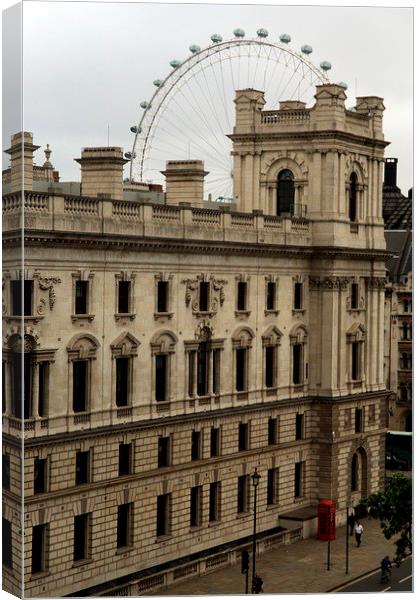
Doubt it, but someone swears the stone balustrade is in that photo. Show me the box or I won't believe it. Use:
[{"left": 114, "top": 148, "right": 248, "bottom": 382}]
[
  {"left": 2, "top": 191, "right": 311, "bottom": 246},
  {"left": 261, "top": 109, "right": 310, "bottom": 125}
]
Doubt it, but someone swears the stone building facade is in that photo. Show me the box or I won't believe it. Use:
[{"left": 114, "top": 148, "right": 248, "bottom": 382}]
[{"left": 2, "top": 83, "right": 390, "bottom": 597}]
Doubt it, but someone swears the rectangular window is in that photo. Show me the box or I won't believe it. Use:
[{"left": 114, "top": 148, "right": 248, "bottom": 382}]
[
  {"left": 2, "top": 362, "right": 6, "bottom": 414},
  {"left": 31, "top": 524, "right": 47, "bottom": 574},
  {"left": 191, "top": 430, "right": 202, "bottom": 461},
  {"left": 199, "top": 282, "right": 209, "bottom": 312},
  {"left": 237, "top": 475, "right": 249, "bottom": 514},
  {"left": 265, "top": 346, "right": 275, "bottom": 388},
  {"left": 2, "top": 454, "right": 10, "bottom": 490},
  {"left": 190, "top": 486, "right": 202, "bottom": 527},
  {"left": 293, "top": 344, "right": 302, "bottom": 384},
  {"left": 266, "top": 281, "right": 276, "bottom": 311},
  {"left": 10, "top": 279, "right": 33, "bottom": 316},
  {"left": 351, "top": 283, "right": 359, "bottom": 309},
  {"left": 209, "top": 481, "right": 220, "bottom": 522},
  {"left": 268, "top": 417, "right": 278, "bottom": 446},
  {"left": 2, "top": 518, "right": 12, "bottom": 568},
  {"left": 11, "top": 353, "right": 33, "bottom": 419},
  {"left": 155, "top": 355, "right": 167, "bottom": 402},
  {"left": 294, "top": 462, "right": 304, "bottom": 498},
  {"left": 237, "top": 281, "right": 247, "bottom": 311},
  {"left": 355, "top": 408, "right": 363, "bottom": 434},
  {"left": 117, "top": 503, "right": 132, "bottom": 548},
  {"left": 116, "top": 357, "right": 129, "bottom": 407},
  {"left": 75, "top": 280, "right": 88, "bottom": 315},
  {"left": 118, "top": 281, "right": 130, "bottom": 314},
  {"left": 294, "top": 282, "right": 303, "bottom": 310},
  {"left": 73, "top": 360, "right": 87, "bottom": 413},
  {"left": 158, "top": 436, "right": 170, "bottom": 468},
  {"left": 197, "top": 342, "right": 209, "bottom": 396},
  {"left": 38, "top": 362, "right": 48, "bottom": 417},
  {"left": 210, "top": 427, "right": 220, "bottom": 457},
  {"left": 34, "top": 458, "right": 47, "bottom": 494},
  {"left": 157, "top": 281, "right": 168, "bottom": 313},
  {"left": 267, "top": 468, "right": 278, "bottom": 506},
  {"left": 118, "top": 443, "right": 132, "bottom": 476},
  {"left": 73, "top": 513, "right": 90, "bottom": 562},
  {"left": 236, "top": 348, "right": 247, "bottom": 391},
  {"left": 238, "top": 422, "right": 249, "bottom": 451},
  {"left": 213, "top": 349, "right": 221, "bottom": 394},
  {"left": 352, "top": 342, "right": 360, "bottom": 380},
  {"left": 156, "top": 493, "right": 170, "bottom": 537},
  {"left": 75, "top": 450, "right": 90, "bottom": 485},
  {"left": 295, "top": 413, "right": 304, "bottom": 441},
  {"left": 188, "top": 351, "right": 195, "bottom": 397}
]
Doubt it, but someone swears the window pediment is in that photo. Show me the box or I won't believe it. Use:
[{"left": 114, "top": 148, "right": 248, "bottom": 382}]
[
  {"left": 262, "top": 325, "right": 283, "bottom": 347},
  {"left": 111, "top": 332, "right": 140, "bottom": 357},
  {"left": 346, "top": 323, "right": 366, "bottom": 342},
  {"left": 150, "top": 330, "right": 178, "bottom": 355},
  {"left": 232, "top": 326, "right": 254, "bottom": 349},
  {"left": 289, "top": 323, "right": 307, "bottom": 344},
  {"left": 67, "top": 333, "right": 100, "bottom": 361}
]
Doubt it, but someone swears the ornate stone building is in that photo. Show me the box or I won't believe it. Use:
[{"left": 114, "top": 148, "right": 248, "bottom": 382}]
[{"left": 2, "top": 83, "right": 390, "bottom": 597}]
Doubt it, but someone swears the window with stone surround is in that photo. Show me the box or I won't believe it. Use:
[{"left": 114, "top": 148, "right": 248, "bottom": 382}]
[
  {"left": 67, "top": 333, "right": 100, "bottom": 414},
  {"left": 10, "top": 279, "right": 33, "bottom": 316},
  {"left": 232, "top": 327, "right": 254, "bottom": 393},
  {"left": 277, "top": 169, "right": 295, "bottom": 216},
  {"left": 114, "top": 272, "right": 136, "bottom": 319},
  {"left": 355, "top": 408, "right": 364, "bottom": 434},
  {"left": 351, "top": 453, "right": 359, "bottom": 491},
  {"left": 2, "top": 454, "right": 10, "bottom": 490},
  {"left": 238, "top": 422, "right": 249, "bottom": 451},
  {"left": 294, "top": 461, "right": 305, "bottom": 499},
  {"left": 73, "top": 513, "right": 91, "bottom": 562},
  {"left": 199, "top": 281, "right": 210, "bottom": 312},
  {"left": 185, "top": 327, "right": 223, "bottom": 399},
  {"left": 190, "top": 486, "right": 203, "bottom": 528},
  {"left": 111, "top": 332, "right": 139, "bottom": 408},
  {"left": 290, "top": 324, "right": 307, "bottom": 386},
  {"left": 268, "top": 417, "right": 278, "bottom": 445},
  {"left": 266, "top": 280, "right": 277, "bottom": 312},
  {"left": 118, "top": 443, "right": 132, "bottom": 476},
  {"left": 237, "top": 475, "right": 250, "bottom": 514},
  {"left": 237, "top": 281, "right": 247, "bottom": 311},
  {"left": 349, "top": 172, "right": 358, "bottom": 222},
  {"left": 295, "top": 413, "right": 305, "bottom": 440},
  {"left": 262, "top": 326, "right": 282, "bottom": 390},
  {"left": 2, "top": 518, "right": 12, "bottom": 568},
  {"left": 31, "top": 524, "right": 48, "bottom": 574},
  {"left": 210, "top": 427, "right": 221, "bottom": 457},
  {"left": 150, "top": 330, "right": 177, "bottom": 404},
  {"left": 71, "top": 271, "right": 94, "bottom": 321},
  {"left": 75, "top": 450, "right": 91, "bottom": 485},
  {"left": 350, "top": 283, "right": 359, "bottom": 309},
  {"left": 34, "top": 457, "right": 48, "bottom": 494},
  {"left": 191, "top": 430, "right": 202, "bottom": 461},
  {"left": 156, "top": 493, "right": 171, "bottom": 537},
  {"left": 267, "top": 468, "right": 279, "bottom": 506},
  {"left": 117, "top": 503, "right": 133, "bottom": 549},
  {"left": 294, "top": 282, "right": 303, "bottom": 310},
  {"left": 346, "top": 323, "right": 365, "bottom": 384},
  {"left": 155, "top": 273, "right": 173, "bottom": 317},
  {"left": 209, "top": 481, "right": 221, "bottom": 522},
  {"left": 158, "top": 436, "right": 171, "bottom": 468}
]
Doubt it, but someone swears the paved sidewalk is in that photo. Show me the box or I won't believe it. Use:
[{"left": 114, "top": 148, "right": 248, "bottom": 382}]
[{"left": 154, "top": 518, "right": 397, "bottom": 595}]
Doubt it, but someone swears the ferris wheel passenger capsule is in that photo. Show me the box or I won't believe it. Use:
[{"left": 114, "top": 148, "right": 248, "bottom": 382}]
[
  {"left": 257, "top": 28, "right": 268, "bottom": 38},
  {"left": 153, "top": 79, "right": 163, "bottom": 87},
  {"left": 124, "top": 152, "right": 136, "bottom": 159},
  {"left": 233, "top": 28, "right": 245, "bottom": 37},
  {"left": 280, "top": 33, "right": 291, "bottom": 43},
  {"left": 320, "top": 61, "right": 332, "bottom": 71},
  {"left": 338, "top": 81, "right": 348, "bottom": 89},
  {"left": 130, "top": 126, "right": 139, "bottom": 134},
  {"left": 140, "top": 101, "right": 150, "bottom": 109},
  {"left": 301, "top": 45, "right": 313, "bottom": 55},
  {"left": 189, "top": 44, "right": 201, "bottom": 53},
  {"left": 170, "top": 59, "right": 181, "bottom": 69},
  {"left": 210, "top": 33, "right": 223, "bottom": 43}
]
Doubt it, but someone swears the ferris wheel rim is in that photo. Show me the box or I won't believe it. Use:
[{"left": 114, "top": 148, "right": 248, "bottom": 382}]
[{"left": 130, "top": 35, "right": 331, "bottom": 182}]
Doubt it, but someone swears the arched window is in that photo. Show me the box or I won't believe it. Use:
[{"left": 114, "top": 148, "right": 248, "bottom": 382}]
[
  {"left": 277, "top": 169, "right": 295, "bottom": 216},
  {"left": 349, "top": 172, "right": 357, "bottom": 222},
  {"left": 351, "top": 453, "right": 359, "bottom": 491}
]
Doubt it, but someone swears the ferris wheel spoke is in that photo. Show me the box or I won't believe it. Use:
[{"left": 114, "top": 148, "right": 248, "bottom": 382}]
[{"left": 199, "top": 63, "right": 231, "bottom": 142}]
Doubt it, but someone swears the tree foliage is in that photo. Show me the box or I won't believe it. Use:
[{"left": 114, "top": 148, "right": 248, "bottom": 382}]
[{"left": 357, "top": 473, "right": 412, "bottom": 566}]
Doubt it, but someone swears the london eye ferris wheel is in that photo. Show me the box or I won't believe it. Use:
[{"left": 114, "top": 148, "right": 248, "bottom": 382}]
[{"left": 127, "top": 30, "right": 340, "bottom": 201}]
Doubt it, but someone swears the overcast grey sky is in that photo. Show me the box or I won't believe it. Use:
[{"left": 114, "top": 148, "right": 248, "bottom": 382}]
[{"left": 3, "top": 0, "right": 414, "bottom": 193}]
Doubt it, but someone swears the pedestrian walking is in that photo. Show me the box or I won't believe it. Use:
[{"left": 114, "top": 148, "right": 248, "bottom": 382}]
[
  {"left": 347, "top": 511, "right": 356, "bottom": 536},
  {"left": 354, "top": 521, "right": 364, "bottom": 547}
]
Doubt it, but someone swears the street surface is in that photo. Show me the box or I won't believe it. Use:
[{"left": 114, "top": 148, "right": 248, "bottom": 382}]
[{"left": 335, "top": 556, "right": 412, "bottom": 593}]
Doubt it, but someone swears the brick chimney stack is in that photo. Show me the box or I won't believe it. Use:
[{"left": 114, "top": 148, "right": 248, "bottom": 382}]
[
  {"left": 75, "top": 147, "right": 128, "bottom": 200},
  {"left": 161, "top": 160, "right": 208, "bottom": 206},
  {"left": 4, "top": 131, "right": 40, "bottom": 192}
]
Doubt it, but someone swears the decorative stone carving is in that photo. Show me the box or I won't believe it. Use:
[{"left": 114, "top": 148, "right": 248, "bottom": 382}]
[
  {"left": 309, "top": 276, "right": 350, "bottom": 290},
  {"left": 37, "top": 275, "right": 61, "bottom": 310},
  {"left": 182, "top": 274, "right": 227, "bottom": 317},
  {"left": 195, "top": 321, "right": 214, "bottom": 340},
  {"left": 365, "top": 277, "right": 387, "bottom": 290}
]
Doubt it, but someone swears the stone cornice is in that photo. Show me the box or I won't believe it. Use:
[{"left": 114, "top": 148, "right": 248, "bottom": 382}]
[
  {"left": 3, "top": 229, "right": 392, "bottom": 262},
  {"left": 4, "top": 390, "right": 390, "bottom": 449}
]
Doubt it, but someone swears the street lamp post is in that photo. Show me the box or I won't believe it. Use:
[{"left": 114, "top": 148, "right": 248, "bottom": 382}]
[{"left": 251, "top": 468, "right": 261, "bottom": 593}]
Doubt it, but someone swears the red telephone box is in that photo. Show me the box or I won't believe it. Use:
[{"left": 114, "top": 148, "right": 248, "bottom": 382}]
[{"left": 317, "top": 500, "right": 336, "bottom": 540}]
